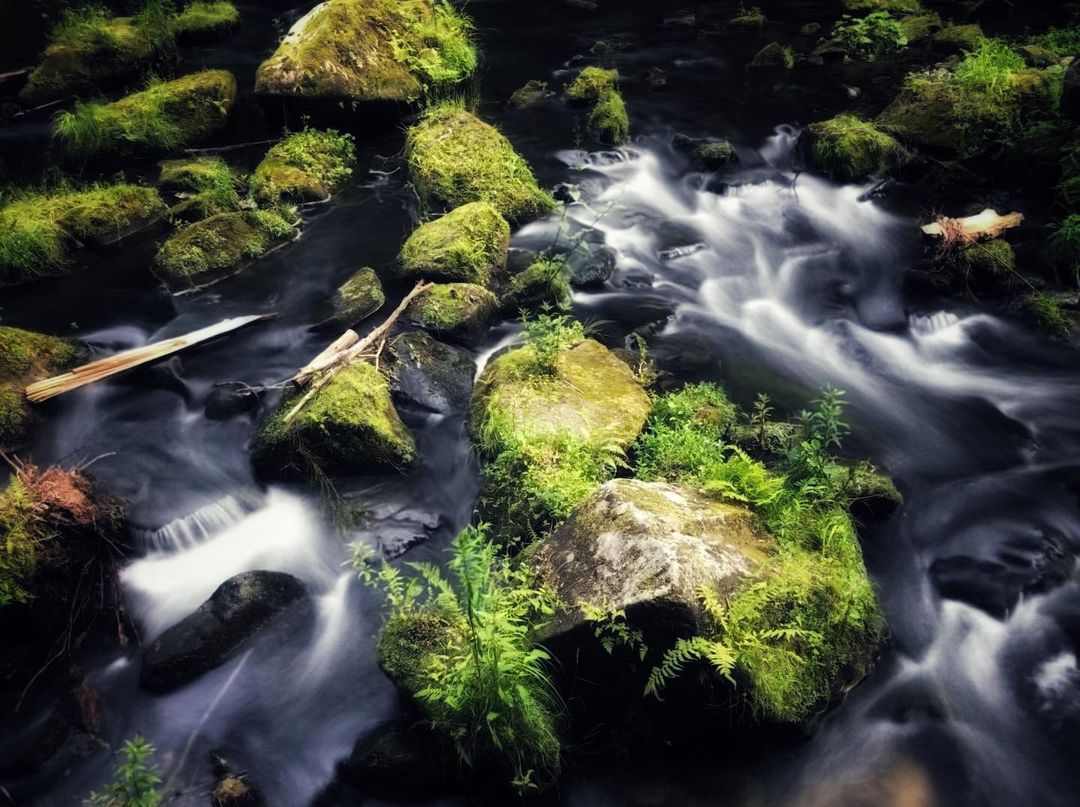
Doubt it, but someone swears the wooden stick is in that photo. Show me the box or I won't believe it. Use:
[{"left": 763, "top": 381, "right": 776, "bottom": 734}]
[{"left": 26, "top": 315, "right": 272, "bottom": 403}]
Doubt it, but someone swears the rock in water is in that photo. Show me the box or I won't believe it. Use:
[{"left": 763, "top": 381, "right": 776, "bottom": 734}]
[
  {"left": 398, "top": 203, "right": 510, "bottom": 286},
  {"left": 388, "top": 331, "right": 475, "bottom": 413},
  {"left": 337, "top": 720, "right": 452, "bottom": 800},
  {"left": 404, "top": 283, "right": 499, "bottom": 343},
  {"left": 140, "top": 571, "right": 307, "bottom": 693},
  {"left": 333, "top": 267, "right": 385, "bottom": 326}
]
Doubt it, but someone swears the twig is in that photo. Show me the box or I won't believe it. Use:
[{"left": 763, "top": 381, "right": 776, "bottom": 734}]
[{"left": 183, "top": 138, "right": 281, "bottom": 155}]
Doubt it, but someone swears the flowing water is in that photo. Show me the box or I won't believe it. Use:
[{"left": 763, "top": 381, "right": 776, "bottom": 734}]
[{"left": 2, "top": 1, "right": 1080, "bottom": 804}]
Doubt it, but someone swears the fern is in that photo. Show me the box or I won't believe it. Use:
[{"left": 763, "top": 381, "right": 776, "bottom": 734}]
[{"left": 644, "top": 636, "right": 737, "bottom": 698}]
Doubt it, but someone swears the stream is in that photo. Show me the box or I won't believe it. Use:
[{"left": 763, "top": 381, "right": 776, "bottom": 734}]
[{"left": 3, "top": 1, "right": 1080, "bottom": 805}]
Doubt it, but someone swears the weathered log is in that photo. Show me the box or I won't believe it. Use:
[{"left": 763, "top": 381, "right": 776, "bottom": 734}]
[{"left": 922, "top": 209, "right": 1023, "bottom": 242}]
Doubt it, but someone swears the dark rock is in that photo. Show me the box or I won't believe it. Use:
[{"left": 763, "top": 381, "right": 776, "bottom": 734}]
[
  {"left": 205, "top": 383, "right": 262, "bottom": 421},
  {"left": 566, "top": 242, "right": 617, "bottom": 288},
  {"left": 1062, "top": 58, "right": 1080, "bottom": 124},
  {"left": 140, "top": 571, "right": 307, "bottom": 693},
  {"left": 337, "top": 720, "right": 453, "bottom": 800},
  {"left": 387, "top": 331, "right": 475, "bottom": 414}
]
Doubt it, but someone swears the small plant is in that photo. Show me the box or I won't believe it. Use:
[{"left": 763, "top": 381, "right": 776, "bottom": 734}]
[
  {"left": 750, "top": 393, "right": 773, "bottom": 451},
  {"left": 830, "top": 12, "right": 907, "bottom": 59},
  {"left": 521, "top": 311, "right": 586, "bottom": 375},
  {"left": 1048, "top": 215, "right": 1080, "bottom": 287},
  {"left": 1038, "top": 27, "right": 1080, "bottom": 58},
  {"left": 581, "top": 602, "right": 647, "bottom": 660},
  {"left": 86, "top": 735, "right": 162, "bottom": 807}
]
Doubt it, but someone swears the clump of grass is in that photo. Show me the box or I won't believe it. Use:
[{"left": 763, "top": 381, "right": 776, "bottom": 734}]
[
  {"left": 390, "top": 0, "right": 476, "bottom": 94},
  {"left": 354, "top": 524, "right": 563, "bottom": 791},
  {"left": 520, "top": 312, "right": 586, "bottom": 375},
  {"left": 1022, "top": 293, "right": 1072, "bottom": 339},
  {"left": 564, "top": 66, "right": 618, "bottom": 106},
  {"left": 250, "top": 128, "right": 356, "bottom": 204},
  {"left": 808, "top": 114, "right": 903, "bottom": 180},
  {"left": 172, "top": 1, "right": 240, "bottom": 41},
  {"left": 587, "top": 89, "right": 630, "bottom": 145}
]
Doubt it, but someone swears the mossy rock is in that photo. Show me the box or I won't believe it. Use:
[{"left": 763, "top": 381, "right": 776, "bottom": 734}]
[
  {"left": 0, "top": 184, "right": 166, "bottom": 285},
  {"left": 254, "top": 0, "right": 475, "bottom": 109},
  {"left": 1019, "top": 44, "right": 1059, "bottom": 68},
  {"left": 158, "top": 157, "right": 242, "bottom": 220},
  {"left": 405, "top": 282, "right": 499, "bottom": 342},
  {"left": 0, "top": 327, "right": 82, "bottom": 449},
  {"left": 502, "top": 256, "right": 571, "bottom": 313},
  {"left": 333, "top": 267, "right": 385, "bottom": 325},
  {"left": 587, "top": 89, "right": 630, "bottom": 146},
  {"left": 728, "top": 11, "right": 766, "bottom": 30},
  {"left": 842, "top": 0, "right": 922, "bottom": 11},
  {"left": 152, "top": 210, "right": 294, "bottom": 289},
  {"left": 405, "top": 103, "right": 555, "bottom": 223},
  {"left": 749, "top": 42, "right": 794, "bottom": 70},
  {"left": 20, "top": 15, "right": 156, "bottom": 105},
  {"left": 378, "top": 612, "right": 460, "bottom": 697},
  {"left": 172, "top": 1, "right": 240, "bottom": 44},
  {"left": 806, "top": 114, "right": 904, "bottom": 180},
  {"left": 250, "top": 129, "right": 356, "bottom": 205},
  {"left": 508, "top": 79, "right": 551, "bottom": 109},
  {"left": 387, "top": 331, "right": 476, "bottom": 414},
  {"left": 399, "top": 202, "right": 510, "bottom": 286},
  {"left": 898, "top": 13, "right": 943, "bottom": 45},
  {"left": 932, "top": 24, "right": 984, "bottom": 54},
  {"left": 253, "top": 361, "right": 417, "bottom": 476},
  {"left": 672, "top": 134, "right": 737, "bottom": 170},
  {"left": 52, "top": 70, "right": 237, "bottom": 159},
  {"left": 564, "top": 67, "right": 618, "bottom": 107},
  {"left": 958, "top": 238, "right": 1015, "bottom": 278}
]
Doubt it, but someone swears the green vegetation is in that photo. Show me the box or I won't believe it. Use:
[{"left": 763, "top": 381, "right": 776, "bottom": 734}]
[
  {"left": 389, "top": 0, "right": 476, "bottom": 94},
  {"left": 152, "top": 209, "right": 293, "bottom": 288},
  {"left": 406, "top": 101, "right": 555, "bottom": 223},
  {"left": 334, "top": 267, "right": 385, "bottom": 325},
  {"left": 807, "top": 114, "right": 903, "bottom": 180},
  {"left": 250, "top": 129, "right": 356, "bottom": 205},
  {"left": 505, "top": 256, "right": 571, "bottom": 312},
  {"left": 564, "top": 67, "right": 618, "bottom": 106},
  {"left": 508, "top": 80, "right": 550, "bottom": 109},
  {"left": 842, "top": 0, "right": 922, "bottom": 12},
  {"left": 637, "top": 385, "right": 884, "bottom": 722},
  {"left": 830, "top": 12, "right": 907, "bottom": 59},
  {"left": 1022, "top": 293, "right": 1072, "bottom": 339},
  {"left": 1048, "top": 215, "right": 1080, "bottom": 286},
  {"left": 587, "top": 89, "right": 630, "bottom": 145},
  {"left": 1, "top": 326, "right": 80, "bottom": 447},
  {"left": 399, "top": 202, "right": 510, "bottom": 285},
  {"left": 354, "top": 524, "right": 562, "bottom": 790},
  {"left": 172, "top": 1, "right": 239, "bottom": 41},
  {"left": 956, "top": 238, "right": 1016, "bottom": 282},
  {"left": 406, "top": 282, "right": 499, "bottom": 340},
  {"left": 1037, "top": 27, "right": 1080, "bottom": 58},
  {"left": 53, "top": 70, "right": 237, "bottom": 159},
  {"left": 0, "top": 183, "right": 165, "bottom": 284},
  {"left": 729, "top": 5, "right": 765, "bottom": 30},
  {"left": 86, "top": 735, "right": 161, "bottom": 807},
  {"left": 0, "top": 478, "right": 37, "bottom": 607},
  {"left": 158, "top": 156, "right": 240, "bottom": 218},
  {"left": 749, "top": 42, "right": 795, "bottom": 70}
]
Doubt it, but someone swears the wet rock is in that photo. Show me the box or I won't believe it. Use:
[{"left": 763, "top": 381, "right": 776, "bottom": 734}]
[
  {"left": 205, "top": 383, "right": 262, "bottom": 421},
  {"left": 931, "top": 25, "right": 984, "bottom": 55},
  {"left": 399, "top": 203, "right": 510, "bottom": 286},
  {"left": 1062, "top": 58, "right": 1080, "bottom": 124},
  {"left": 804, "top": 114, "right": 904, "bottom": 181},
  {"left": 672, "top": 134, "right": 737, "bottom": 170},
  {"left": 387, "top": 331, "right": 475, "bottom": 414},
  {"left": 501, "top": 256, "right": 571, "bottom": 313},
  {"left": 0, "top": 327, "right": 82, "bottom": 448},
  {"left": 749, "top": 42, "right": 794, "bottom": 70},
  {"left": 249, "top": 129, "right": 356, "bottom": 205},
  {"left": 507, "top": 79, "right": 552, "bottom": 109},
  {"left": 337, "top": 720, "right": 452, "bottom": 800},
  {"left": 1019, "top": 44, "right": 1059, "bottom": 68},
  {"left": 405, "top": 282, "right": 499, "bottom": 343},
  {"left": 140, "top": 571, "right": 307, "bottom": 694},
  {"left": 332, "top": 267, "right": 385, "bottom": 326},
  {"left": 253, "top": 362, "right": 416, "bottom": 475},
  {"left": 646, "top": 66, "right": 668, "bottom": 89},
  {"left": 899, "top": 13, "right": 943, "bottom": 45},
  {"left": 567, "top": 242, "right": 617, "bottom": 288}
]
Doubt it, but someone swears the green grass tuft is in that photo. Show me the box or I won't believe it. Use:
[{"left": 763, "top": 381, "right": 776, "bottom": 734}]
[
  {"left": 1022, "top": 293, "right": 1072, "bottom": 339},
  {"left": 809, "top": 114, "right": 903, "bottom": 180},
  {"left": 587, "top": 89, "right": 630, "bottom": 146}
]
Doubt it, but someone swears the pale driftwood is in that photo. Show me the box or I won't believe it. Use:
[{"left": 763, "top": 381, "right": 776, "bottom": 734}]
[
  {"left": 922, "top": 209, "right": 1024, "bottom": 240},
  {"left": 26, "top": 315, "right": 271, "bottom": 403},
  {"left": 283, "top": 280, "right": 432, "bottom": 424}
]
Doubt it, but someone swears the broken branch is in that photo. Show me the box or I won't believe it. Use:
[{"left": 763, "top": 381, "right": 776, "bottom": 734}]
[{"left": 922, "top": 209, "right": 1024, "bottom": 243}]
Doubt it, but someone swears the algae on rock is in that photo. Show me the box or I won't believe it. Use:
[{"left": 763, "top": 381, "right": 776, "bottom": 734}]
[{"left": 399, "top": 202, "right": 510, "bottom": 286}]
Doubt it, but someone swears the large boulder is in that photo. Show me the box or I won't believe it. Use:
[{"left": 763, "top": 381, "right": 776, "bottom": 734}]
[
  {"left": 254, "top": 0, "right": 475, "bottom": 111},
  {"left": 0, "top": 327, "right": 81, "bottom": 448},
  {"left": 253, "top": 362, "right": 416, "bottom": 476},
  {"left": 387, "top": 331, "right": 475, "bottom": 414},
  {"left": 404, "top": 282, "right": 499, "bottom": 342},
  {"left": 140, "top": 571, "right": 307, "bottom": 693},
  {"left": 399, "top": 203, "right": 510, "bottom": 286},
  {"left": 406, "top": 104, "right": 555, "bottom": 223}
]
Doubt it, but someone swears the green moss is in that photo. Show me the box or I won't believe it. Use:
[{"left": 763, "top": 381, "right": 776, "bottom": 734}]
[
  {"left": 0, "top": 183, "right": 165, "bottom": 284},
  {"left": 957, "top": 238, "right": 1015, "bottom": 279},
  {"left": 807, "top": 114, "right": 903, "bottom": 180},
  {"left": 52, "top": 69, "right": 237, "bottom": 159},
  {"left": 399, "top": 201, "right": 510, "bottom": 285},
  {"left": 254, "top": 361, "right": 416, "bottom": 474},
  {"left": 250, "top": 129, "right": 356, "bottom": 205},
  {"left": 1048, "top": 215, "right": 1080, "bottom": 282},
  {"left": 564, "top": 66, "right": 618, "bottom": 107},
  {"left": 634, "top": 383, "right": 738, "bottom": 482},
  {"left": 587, "top": 89, "right": 630, "bottom": 146},
  {"left": 255, "top": 0, "right": 475, "bottom": 104},
  {"left": 729, "top": 9, "right": 766, "bottom": 30},
  {"left": 749, "top": 42, "right": 795, "bottom": 70},
  {"left": 842, "top": 0, "right": 922, "bottom": 11},
  {"left": 932, "top": 24, "right": 984, "bottom": 54},
  {"left": 1038, "top": 27, "right": 1080, "bottom": 58},
  {"left": 508, "top": 79, "right": 550, "bottom": 109},
  {"left": 0, "top": 326, "right": 81, "bottom": 447},
  {"left": 504, "top": 256, "right": 571, "bottom": 312},
  {"left": 1022, "top": 293, "right": 1072, "bottom": 339},
  {"left": 172, "top": 1, "right": 239, "bottom": 42},
  {"left": 377, "top": 611, "right": 459, "bottom": 695},
  {"left": 406, "top": 102, "right": 555, "bottom": 223},
  {"left": 406, "top": 282, "right": 498, "bottom": 341},
  {"left": 158, "top": 156, "right": 240, "bottom": 218},
  {"left": 0, "top": 479, "right": 37, "bottom": 607},
  {"left": 152, "top": 210, "right": 293, "bottom": 288},
  {"left": 898, "top": 13, "right": 942, "bottom": 44},
  {"left": 694, "top": 140, "right": 736, "bottom": 168},
  {"left": 334, "top": 267, "right": 385, "bottom": 325}
]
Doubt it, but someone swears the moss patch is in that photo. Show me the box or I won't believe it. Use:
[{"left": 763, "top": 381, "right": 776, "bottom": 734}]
[
  {"left": 842, "top": 0, "right": 922, "bottom": 11},
  {"left": 564, "top": 67, "right": 618, "bottom": 107},
  {"left": 504, "top": 256, "right": 571, "bottom": 312},
  {"left": 899, "top": 13, "right": 942, "bottom": 44},
  {"left": 334, "top": 267, "right": 385, "bottom": 325},
  {"left": 255, "top": 0, "right": 475, "bottom": 104},
  {"left": 254, "top": 361, "right": 416, "bottom": 475},
  {"left": 399, "top": 202, "right": 509, "bottom": 286},
  {"left": 0, "top": 183, "right": 165, "bottom": 285},
  {"left": 0, "top": 326, "right": 81, "bottom": 448},
  {"left": 406, "top": 102, "right": 555, "bottom": 223},
  {"left": 158, "top": 156, "right": 241, "bottom": 218},
  {"left": 250, "top": 129, "right": 356, "bottom": 205},
  {"left": 172, "top": 1, "right": 240, "bottom": 43},
  {"left": 1022, "top": 293, "right": 1073, "bottom": 339},
  {"left": 749, "top": 42, "right": 794, "bottom": 70},
  {"left": 406, "top": 282, "right": 499, "bottom": 342},
  {"left": 807, "top": 114, "right": 904, "bottom": 180},
  {"left": 152, "top": 210, "right": 294, "bottom": 289},
  {"left": 0, "top": 478, "right": 37, "bottom": 607},
  {"left": 587, "top": 89, "right": 630, "bottom": 146},
  {"left": 509, "top": 79, "right": 551, "bottom": 109},
  {"left": 377, "top": 611, "right": 459, "bottom": 695},
  {"left": 932, "top": 24, "right": 984, "bottom": 54},
  {"left": 52, "top": 69, "right": 237, "bottom": 159}
]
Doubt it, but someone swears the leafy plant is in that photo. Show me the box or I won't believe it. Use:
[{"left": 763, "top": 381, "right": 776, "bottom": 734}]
[
  {"left": 581, "top": 602, "right": 647, "bottom": 660},
  {"left": 521, "top": 312, "right": 586, "bottom": 375},
  {"left": 85, "top": 735, "right": 161, "bottom": 807},
  {"left": 750, "top": 393, "right": 773, "bottom": 451},
  {"left": 830, "top": 12, "right": 907, "bottom": 59},
  {"left": 390, "top": 0, "right": 476, "bottom": 94}
]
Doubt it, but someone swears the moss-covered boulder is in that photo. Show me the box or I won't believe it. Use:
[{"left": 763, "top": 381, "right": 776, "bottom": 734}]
[
  {"left": 587, "top": 90, "right": 630, "bottom": 146},
  {"left": 728, "top": 9, "right": 766, "bottom": 30},
  {"left": 805, "top": 114, "right": 904, "bottom": 180},
  {"left": 932, "top": 24, "right": 984, "bottom": 55},
  {"left": 399, "top": 203, "right": 510, "bottom": 287},
  {"left": 469, "top": 333, "right": 651, "bottom": 545},
  {"left": 749, "top": 42, "right": 794, "bottom": 70},
  {"left": 52, "top": 70, "right": 237, "bottom": 159},
  {"left": 898, "top": 13, "right": 942, "bottom": 44},
  {"left": 254, "top": 0, "right": 475, "bottom": 109},
  {"left": 250, "top": 129, "right": 356, "bottom": 205},
  {"left": 502, "top": 256, "right": 571, "bottom": 313},
  {"left": 253, "top": 362, "right": 416, "bottom": 476},
  {"left": 406, "top": 283, "right": 499, "bottom": 343},
  {"left": 0, "top": 184, "right": 165, "bottom": 285},
  {"left": 405, "top": 103, "right": 555, "bottom": 223},
  {"left": 672, "top": 135, "right": 737, "bottom": 171},
  {"left": 152, "top": 210, "right": 294, "bottom": 289},
  {"left": 564, "top": 67, "right": 618, "bottom": 107},
  {"left": 333, "top": 267, "right": 385, "bottom": 325},
  {"left": 158, "top": 156, "right": 241, "bottom": 220},
  {"left": 172, "top": 1, "right": 240, "bottom": 44},
  {"left": 0, "top": 327, "right": 81, "bottom": 449},
  {"left": 508, "top": 79, "right": 552, "bottom": 109},
  {"left": 378, "top": 611, "right": 460, "bottom": 696}
]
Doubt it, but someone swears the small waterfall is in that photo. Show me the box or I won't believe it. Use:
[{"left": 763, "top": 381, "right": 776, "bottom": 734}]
[{"left": 132, "top": 492, "right": 262, "bottom": 553}]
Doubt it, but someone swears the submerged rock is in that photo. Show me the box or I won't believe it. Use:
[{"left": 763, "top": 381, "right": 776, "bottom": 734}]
[
  {"left": 205, "top": 382, "right": 262, "bottom": 421},
  {"left": 399, "top": 202, "right": 510, "bottom": 286},
  {"left": 254, "top": 0, "right": 475, "bottom": 111},
  {"left": 140, "top": 571, "right": 307, "bottom": 693},
  {"left": 333, "top": 267, "right": 385, "bottom": 325},
  {"left": 405, "top": 103, "right": 555, "bottom": 223},
  {"left": 567, "top": 241, "right": 617, "bottom": 288},
  {"left": 405, "top": 282, "right": 499, "bottom": 343},
  {"left": 249, "top": 129, "right": 356, "bottom": 205},
  {"left": 387, "top": 331, "right": 475, "bottom": 413},
  {"left": 0, "top": 327, "right": 82, "bottom": 448},
  {"left": 253, "top": 362, "right": 416, "bottom": 475}
]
